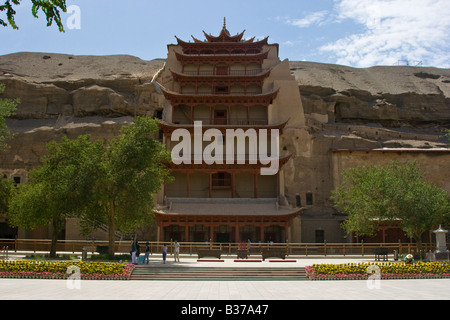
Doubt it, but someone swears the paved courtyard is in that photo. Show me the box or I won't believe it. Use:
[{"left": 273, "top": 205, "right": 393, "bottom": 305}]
[
  {"left": 1, "top": 277, "right": 448, "bottom": 300},
  {"left": 0, "top": 256, "right": 449, "bottom": 301}
]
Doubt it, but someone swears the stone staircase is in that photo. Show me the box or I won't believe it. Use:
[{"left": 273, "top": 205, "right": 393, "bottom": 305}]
[{"left": 130, "top": 266, "right": 309, "bottom": 281}]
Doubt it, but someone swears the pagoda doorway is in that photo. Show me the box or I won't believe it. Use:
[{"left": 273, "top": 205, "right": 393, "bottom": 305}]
[
  {"left": 264, "top": 225, "right": 285, "bottom": 243},
  {"left": 190, "top": 224, "right": 209, "bottom": 242},
  {"left": 163, "top": 225, "right": 185, "bottom": 242},
  {"left": 214, "top": 109, "right": 227, "bottom": 125},
  {"left": 214, "top": 224, "right": 233, "bottom": 243},
  {"left": 240, "top": 224, "right": 257, "bottom": 243}
]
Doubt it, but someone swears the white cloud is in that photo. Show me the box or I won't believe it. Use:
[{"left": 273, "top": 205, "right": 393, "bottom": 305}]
[
  {"left": 285, "top": 11, "right": 328, "bottom": 28},
  {"left": 320, "top": 0, "right": 450, "bottom": 67}
]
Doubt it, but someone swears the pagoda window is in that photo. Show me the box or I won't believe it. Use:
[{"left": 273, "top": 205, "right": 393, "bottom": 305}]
[
  {"left": 306, "top": 192, "right": 313, "bottom": 206},
  {"left": 212, "top": 172, "right": 231, "bottom": 188},
  {"left": 215, "top": 86, "right": 229, "bottom": 95}
]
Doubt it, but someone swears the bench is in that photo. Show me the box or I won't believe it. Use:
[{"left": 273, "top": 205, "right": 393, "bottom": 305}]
[
  {"left": 374, "top": 247, "right": 389, "bottom": 261},
  {"left": 197, "top": 249, "right": 221, "bottom": 259},
  {"left": 236, "top": 249, "right": 249, "bottom": 259},
  {"left": 261, "top": 249, "right": 286, "bottom": 261}
]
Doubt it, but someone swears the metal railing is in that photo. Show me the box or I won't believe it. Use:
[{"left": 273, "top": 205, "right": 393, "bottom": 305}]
[{"left": 0, "top": 239, "right": 436, "bottom": 257}]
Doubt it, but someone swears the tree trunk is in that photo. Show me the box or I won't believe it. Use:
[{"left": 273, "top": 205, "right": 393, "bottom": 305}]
[
  {"left": 415, "top": 235, "right": 423, "bottom": 259},
  {"left": 49, "top": 219, "right": 61, "bottom": 258},
  {"left": 108, "top": 200, "right": 116, "bottom": 256}
]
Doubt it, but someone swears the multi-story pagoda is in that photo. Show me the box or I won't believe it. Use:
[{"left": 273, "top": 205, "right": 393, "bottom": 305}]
[{"left": 153, "top": 21, "right": 305, "bottom": 243}]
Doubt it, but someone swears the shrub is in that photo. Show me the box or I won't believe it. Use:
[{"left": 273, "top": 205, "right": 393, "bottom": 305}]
[
  {"left": 306, "top": 261, "right": 450, "bottom": 280},
  {"left": 0, "top": 260, "right": 134, "bottom": 280}
]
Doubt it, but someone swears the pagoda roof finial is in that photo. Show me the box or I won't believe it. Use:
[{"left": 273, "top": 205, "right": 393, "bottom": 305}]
[{"left": 223, "top": 17, "right": 226, "bottom": 29}]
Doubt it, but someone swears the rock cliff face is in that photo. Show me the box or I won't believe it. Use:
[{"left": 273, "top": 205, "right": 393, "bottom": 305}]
[
  {"left": 0, "top": 52, "right": 165, "bottom": 177},
  {"left": 0, "top": 53, "right": 449, "bottom": 238},
  {"left": 291, "top": 61, "right": 450, "bottom": 128}
]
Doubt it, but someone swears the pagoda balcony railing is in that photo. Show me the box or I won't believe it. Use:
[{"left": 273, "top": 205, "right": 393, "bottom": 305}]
[
  {"left": 183, "top": 69, "right": 267, "bottom": 76},
  {"left": 178, "top": 91, "right": 263, "bottom": 96},
  {"left": 181, "top": 52, "right": 263, "bottom": 57},
  {"left": 170, "top": 154, "right": 277, "bottom": 162},
  {"left": 172, "top": 117, "right": 268, "bottom": 126}
]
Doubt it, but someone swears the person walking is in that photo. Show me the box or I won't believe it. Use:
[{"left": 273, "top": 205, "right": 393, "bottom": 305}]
[
  {"left": 131, "top": 239, "right": 137, "bottom": 264},
  {"left": 173, "top": 240, "right": 180, "bottom": 262},
  {"left": 162, "top": 243, "right": 167, "bottom": 264}
]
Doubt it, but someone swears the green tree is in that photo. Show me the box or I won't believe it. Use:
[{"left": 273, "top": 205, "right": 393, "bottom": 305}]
[
  {"left": 8, "top": 117, "right": 172, "bottom": 256},
  {"left": 8, "top": 135, "right": 104, "bottom": 257},
  {"left": 0, "top": 0, "right": 66, "bottom": 31},
  {"left": 93, "top": 116, "right": 172, "bottom": 255},
  {"left": 332, "top": 161, "right": 450, "bottom": 250}
]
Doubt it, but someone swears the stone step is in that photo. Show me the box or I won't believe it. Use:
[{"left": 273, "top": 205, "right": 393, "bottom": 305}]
[{"left": 130, "top": 266, "right": 308, "bottom": 281}]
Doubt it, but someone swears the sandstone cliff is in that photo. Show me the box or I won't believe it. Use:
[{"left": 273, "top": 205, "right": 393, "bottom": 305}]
[
  {"left": 0, "top": 52, "right": 165, "bottom": 175},
  {"left": 0, "top": 52, "right": 448, "bottom": 180}
]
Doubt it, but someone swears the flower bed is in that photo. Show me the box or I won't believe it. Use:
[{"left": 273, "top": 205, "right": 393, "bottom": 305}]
[
  {"left": 305, "top": 261, "right": 450, "bottom": 280},
  {"left": 0, "top": 260, "right": 134, "bottom": 280}
]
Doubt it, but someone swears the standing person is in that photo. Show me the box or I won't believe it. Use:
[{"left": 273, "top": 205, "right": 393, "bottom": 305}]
[
  {"left": 173, "top": 240, "right": 180, "bottom": 262},
  {"left": 162, "top": 243, "right": 167, "bottom": 264},
  {"left": 136, "top": 240, "right": 140, "bottom": 263},
  {"left": 144, "top": 242, "right": 150, "bottom": 264},
  {"left": 131, "top": 239, "right": 137, "bottom": 264}
]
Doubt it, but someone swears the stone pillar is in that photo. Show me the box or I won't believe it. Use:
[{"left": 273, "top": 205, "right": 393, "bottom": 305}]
[{"left": 433, "top": 225, "right": 448, "bottom": 253}]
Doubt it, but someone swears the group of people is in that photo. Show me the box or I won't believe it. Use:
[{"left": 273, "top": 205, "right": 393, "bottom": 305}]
[{"left": 131, "top": 239, "right": 180, "bottom": 264}]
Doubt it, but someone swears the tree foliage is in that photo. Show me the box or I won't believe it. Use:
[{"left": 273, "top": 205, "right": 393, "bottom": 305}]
[
  {"left": 332, "top": 161, "right": 450, "bottom": 248},
  {"left": 8, "top": 135, "right": 103, "bottom": 256},
  {"left": 7, "top": 117, "right": 172, "bottom": 256},
  {"left": 0, "top": 0, "right": 66, "bottom": 31},
  {"left": 94, "top": 116, "right": 173, "bottom": 254}
]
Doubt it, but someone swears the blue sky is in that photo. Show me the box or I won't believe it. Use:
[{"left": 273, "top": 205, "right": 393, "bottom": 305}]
[{"left": 1, "top": 0, "right": 449, "bottom": 68}]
